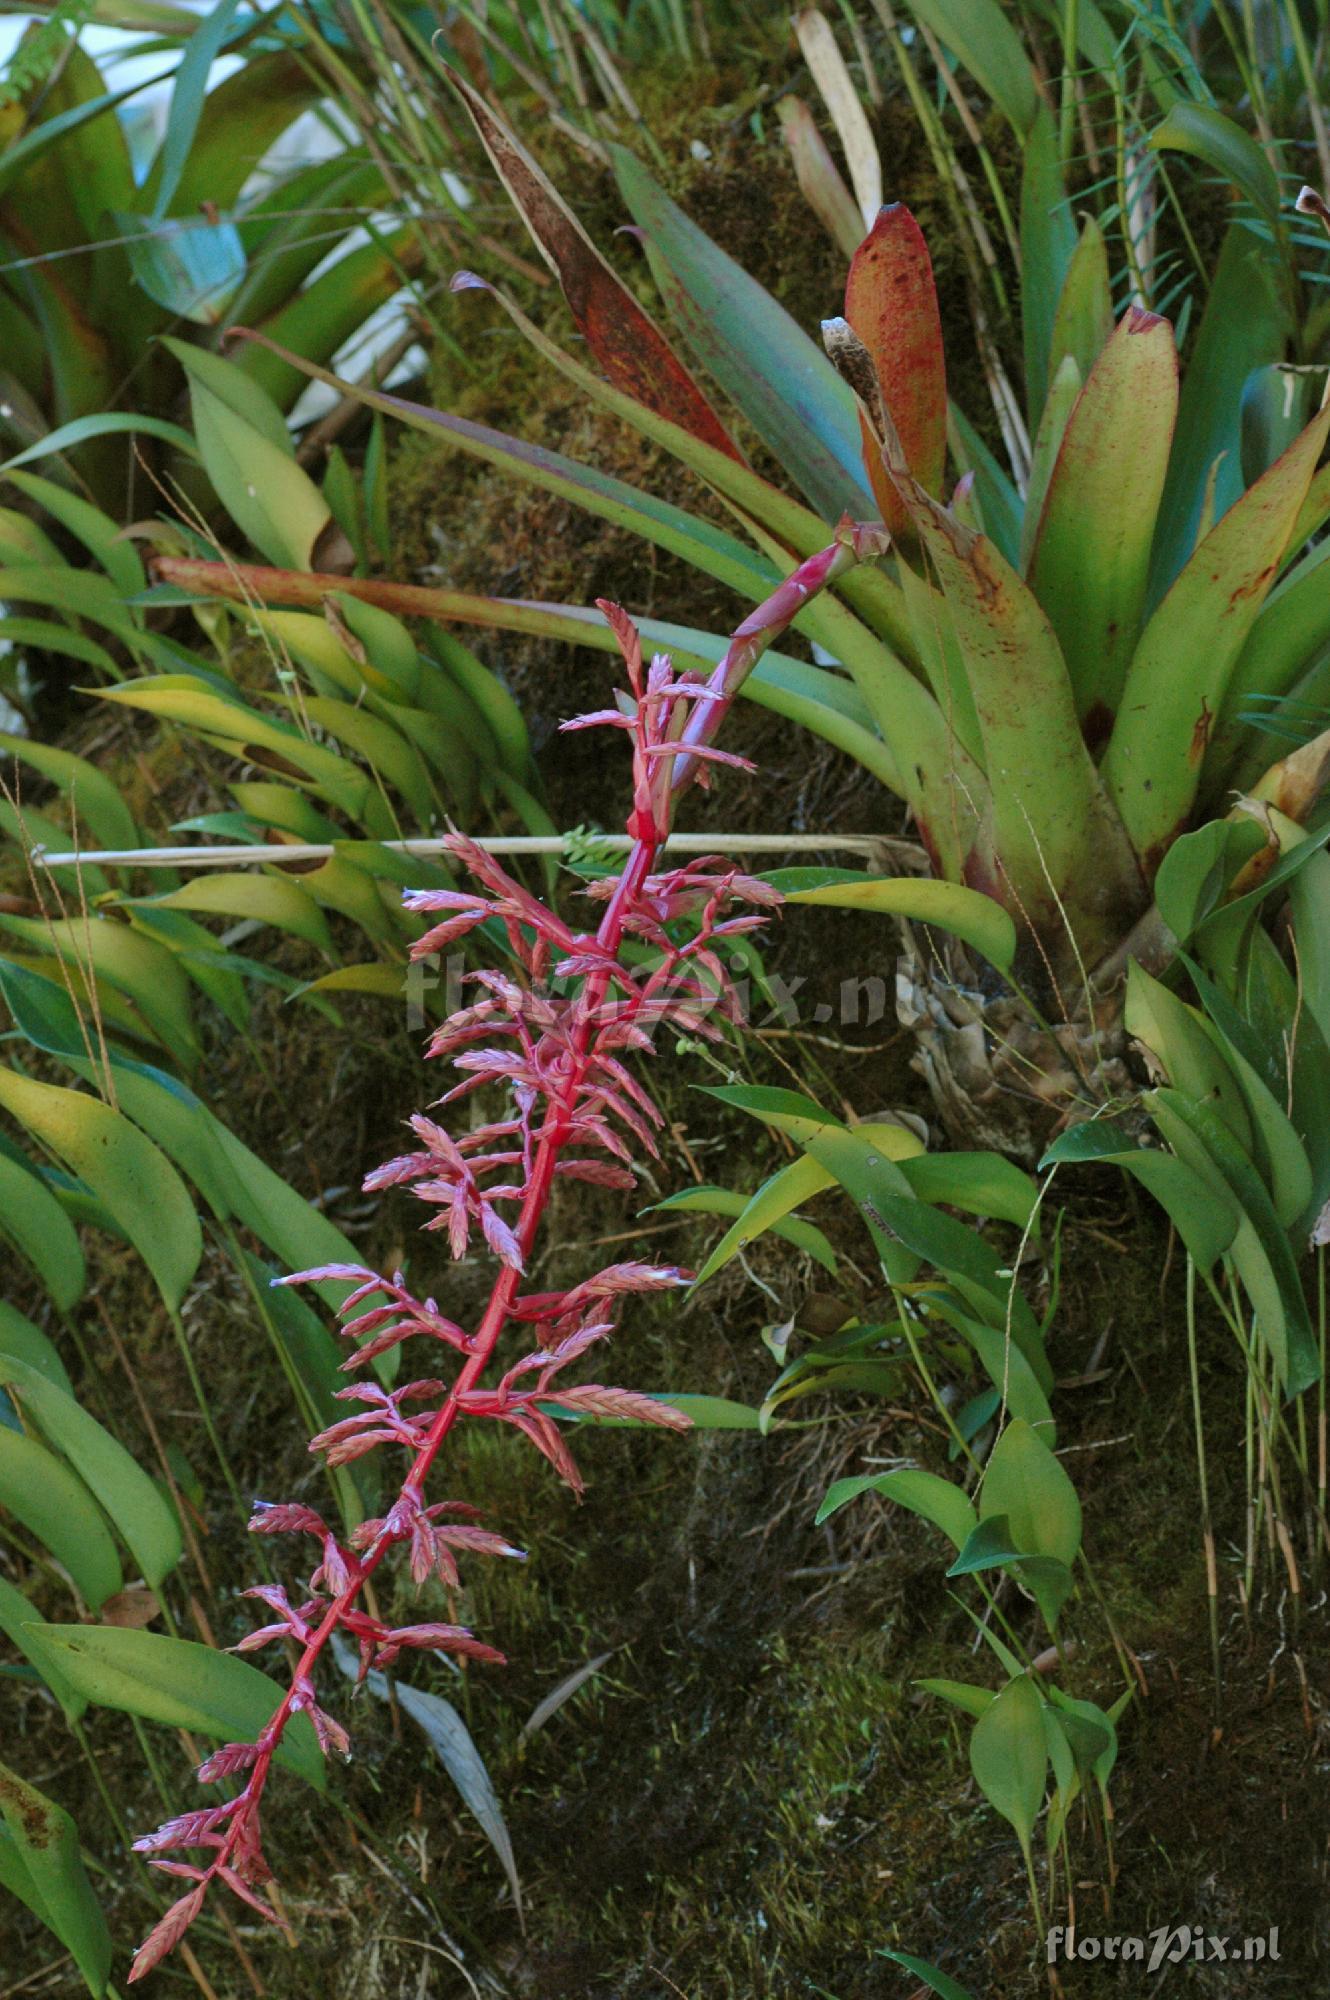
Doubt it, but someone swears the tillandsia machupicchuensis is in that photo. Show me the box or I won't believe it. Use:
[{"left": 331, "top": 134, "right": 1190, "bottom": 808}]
[{"left": 123, "top": 525, "right": 886, "bottom": 1980}]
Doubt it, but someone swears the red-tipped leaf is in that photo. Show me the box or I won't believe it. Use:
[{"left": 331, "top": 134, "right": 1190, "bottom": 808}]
[
  {"left": 844, "top": 205, "right": 947, "bottom": 536},
  {"left": 443, "top": 65, "right": 740, "bottom": 461}
]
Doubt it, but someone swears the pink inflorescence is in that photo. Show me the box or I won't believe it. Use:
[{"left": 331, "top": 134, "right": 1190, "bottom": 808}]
[{"left": 127, "top": 603, "right": 780, "bottom": 1980}]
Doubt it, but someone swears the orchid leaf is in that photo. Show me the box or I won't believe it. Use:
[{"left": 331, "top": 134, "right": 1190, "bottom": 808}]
[
  {"left": 652, "top": 1178, "right": 838, "bottom": 1274},
  {"left": 0, "top": 1354, "right": 181, "bottom": 1589},
  {"left": 816, "top": 1467, "right": 977, "bottom": 1548},
  {"left": 135, "top": 874, "right": 334, "bottom": 955},
  {"left": 29, "top": 1627, "right": 325, "bottom": 1788},
  {"left": 0, "top": 1426, "right": 121, "bottom": 1608},
  {"left": 969, "top": 1673, "right": 1048, "bottom": 1854},
  {"left": 0, "top": 1067, "right": 201, "bottom": 1311},
  {"left": 0, "top": 1153, "right": 84, "bottom": 1309},
  {"left": 0, "top": 1761, "right": 111, "bottom": 1995}
]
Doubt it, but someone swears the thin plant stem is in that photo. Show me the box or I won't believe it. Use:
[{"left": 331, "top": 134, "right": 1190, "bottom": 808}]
[
  {"left": 1185, "top": 1259, "right": 1221, "bottom": 1711},
  {"left": 164, "top": 1304, "right": 247, "bottom": 1520}
]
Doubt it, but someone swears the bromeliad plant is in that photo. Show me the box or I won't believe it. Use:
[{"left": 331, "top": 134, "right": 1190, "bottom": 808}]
[
  {"left": 156, "top": 84, "right": 1330, "bottom": 1151},
  {"left": 29, "top": 539, "right": 874, "bottom": 1981}
]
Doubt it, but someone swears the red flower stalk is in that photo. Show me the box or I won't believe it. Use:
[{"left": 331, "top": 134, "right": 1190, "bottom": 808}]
[{"left": 128, "top": 526, "right": 884, "bottom": 1982}]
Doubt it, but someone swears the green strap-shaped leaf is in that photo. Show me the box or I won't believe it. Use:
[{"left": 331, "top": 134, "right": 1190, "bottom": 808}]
[
  {"left": 899, "top": 1152, "right": 1040, "bottom": 1232},
  {"left": 0, "top": 912, "right": 197, "bottom": 1068},
  {"left": 1124, "top": 962, "right": 1256, "bottom": 1154},
  {"left": 0, "top": 412, "right": 199, "bottom": 479},
  {"left": 137, "top": 871, "right": 335, "bottom": 955},
  {"left": 887, "top": 461, "right": 1141, "bottom": 965},
  {"left": 0, "top": 1355, "right": 181, "bottom": 1588},
  {"left": 652, "top": 1180, "right": 838, "bottom": 1275},
  {"left": 3, "top": 470, "right": 145, "bottom": 598},
  {"left": 0, "top": 1760, "right": 110, "bottom": 1995},
  {"left": 295, "top": 962, "right": 406, "bottom": 1001},
  {"left": 0, "top": 1304, "right": 72, "bottom": 1396},
  {"left": 0, "top": 619, "right": 120, "bottom": 683},
  {"left": 1146, "top": 224, "right": 1290, "bottom": 599},
  {"left": 1149, "top": 1088, "right": 1318, "bottom": 1393},
  {"left": 913, "top": 1681, "right": 996, "bottom": 1722},
  {"left": 227, "top": 334, "right": 784, "bottom": 606},
  {"left": 229, "top": 782, "right": 341, "bottom": 842},
  {"left": 895, "top": 0, "right": 1038, "bottom": 132},
  {"left": 144, "top": 50, "right": 322, "bottom": 222},
  {"left": 0, "top": 1151, "right": 85, "bottom": 1309},
  {"left": 928, "top": 1301, "right": 1054, "bottom": 1441},
  {"left": 28, "top": 1627, "right": 325, "bottom": 1788},
  {"left": 188, "top": 379, "right": 332, "bottom": 570},
  {"left": 783, "top": 871, "right": 1017, "bottom": 972},
  {"left": 1028, "top": 309, "right": 1178, "bottom": 729},
  {"left": 161, "top": 337, "right": 295, "bottom": 453},
  {"left": 0, "top": 730, "right": 138, "bottom": 850},
  {"left": 296, "top": 695, "right": 436, "bottom": 827},
  {"left": 93, "top": 676, "right": 368, "bottom": 815},
  {"left": 0, "top": 1428, "right": 121, "bottom": 1609},
  {"left": 610, "top": 144, "right": 877, "bottom": 523},
  {"left": 1208, "top": 542, "right": 1330, "bottom": 791},
  {"left": 948, "top": 403, "right": 1021, "bottom": 565},
  {"left": 1289, "top": 846, "right": 1330, "bottom": 1062},
  {"left": 1047, "top": 217, "right": 1114, "bottom": 388},
  {"left": 143, "top": 0, "right": 245, "bottom": 218},
  {"left": 289, "top": 856, "right": 402, "bottom": 949},
  {"left": 1148, "top": 101, "right": 1282, "bottom": 228},
  {"left": 0, "top": 1577, "right": 85, "bottom": 1719},
  {"left": 1019, "top": 103, "right": 1076, "bottom": 428},
  {"left": 0, "top": 962, "right": 387, "bottom": 1328},
  {"left": 702, "top": 1084, "right": 1049, "bottom": 1377},
  {"left": 682, "top": 1128, "right": 921, "bottom": 1286},
  {"left": 1019, "top": 356, "right": 1081, "bottom": 579},
  {"left": 0, "top": 1067, "right": 201, "bottom": 1311},
  {"left": 1104, "top": 400, "right": 1330, "bottom": 869},
  {"left": 1191, "top": 1016, "right": 1311, "bottom": 1230},
  {"left": 1041, "top": 1118, "right": 1239, "bottom": 1271}
]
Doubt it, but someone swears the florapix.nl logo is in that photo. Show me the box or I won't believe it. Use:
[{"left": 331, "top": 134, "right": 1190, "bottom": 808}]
[{"left": 1047, "top": 1925, "right": 1280, "bottom": 1972}]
